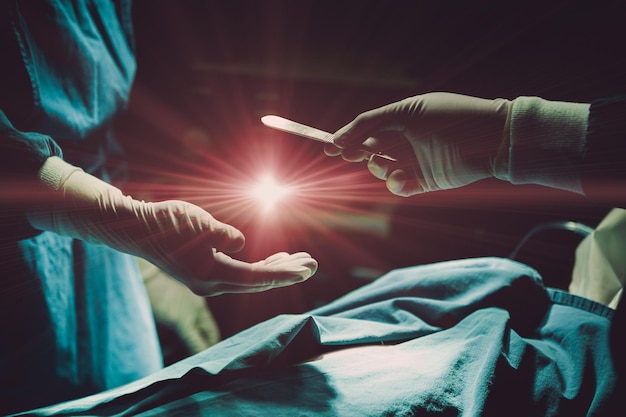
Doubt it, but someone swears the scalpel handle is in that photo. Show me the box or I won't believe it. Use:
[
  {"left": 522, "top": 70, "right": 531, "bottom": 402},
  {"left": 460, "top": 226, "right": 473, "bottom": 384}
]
[{"left": 261, "top": 115, "right": 397, "bottom": 162}]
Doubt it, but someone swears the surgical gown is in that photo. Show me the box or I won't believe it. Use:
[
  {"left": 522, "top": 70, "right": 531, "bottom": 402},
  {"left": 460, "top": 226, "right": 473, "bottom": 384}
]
[{"left": 0, "top": 1, "right": 162, "bottom": 414}]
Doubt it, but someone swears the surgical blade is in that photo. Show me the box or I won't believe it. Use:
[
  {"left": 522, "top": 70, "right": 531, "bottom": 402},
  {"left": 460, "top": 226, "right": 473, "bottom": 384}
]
[{"left": 261, "top": 115, "right": 397, "bottom": 162}]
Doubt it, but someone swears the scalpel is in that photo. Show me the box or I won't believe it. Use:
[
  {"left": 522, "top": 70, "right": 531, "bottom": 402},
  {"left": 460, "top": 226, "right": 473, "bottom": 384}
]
[{"left": 261, "top": 115, "right": 397, "bottom": 162}]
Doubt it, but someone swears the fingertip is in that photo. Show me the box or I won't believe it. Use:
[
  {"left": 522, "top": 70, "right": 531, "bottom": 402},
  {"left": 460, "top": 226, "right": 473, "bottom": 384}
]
[
  {"left": 300, "top": 255, "right": 318, "bottom": 276},
  {"left": 294, "top": 264, "right": 316, "bottom": 281},
  {"left": 282, "top": 253, "right": 318, "bottom": 281},
  {"left": 387, "top": 170, "right": 426, "bottom": 197},
  {"left": 232, "top": 233, "right": 246, "bottom": 252},
  {"left": 367, "top": 156, "right": 390, "bottom": 180},
  {"left": 342, "top": 148, "right": 369, "bottom": 162},
  {"left": 324, "top": 143, "right": 341, "bottom": 157},
  {"left": 220, "top": 225, "right": 246, "bottom": 252},
  {"left": 386, "top": 170, "right": 407, "bottom": 195}
]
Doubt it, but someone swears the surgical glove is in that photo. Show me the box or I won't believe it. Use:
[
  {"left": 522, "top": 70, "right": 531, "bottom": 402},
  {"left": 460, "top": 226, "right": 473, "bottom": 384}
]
[
  {"left": 325, "top": 92, "right": 511, "bottom": 196},
  {"left": 327, "top": 92, "right": 590, "bottom": 196},
  {"left": 139, "top": 258, "right": 221, "bottom": 354},
  {"left": 28, "top": 156, "right": 318, "bottom": 296}
]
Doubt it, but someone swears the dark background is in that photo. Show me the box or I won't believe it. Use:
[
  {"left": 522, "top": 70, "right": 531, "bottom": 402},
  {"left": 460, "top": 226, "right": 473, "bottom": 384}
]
[{"left": 117, "top": 0, "right": 626, "bottom": 354}]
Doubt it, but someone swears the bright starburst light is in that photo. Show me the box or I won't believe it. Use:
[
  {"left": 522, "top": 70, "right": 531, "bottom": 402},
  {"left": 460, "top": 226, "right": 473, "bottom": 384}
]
[{"left": 249, "top": 173, "right": 292, "bottom": 214}]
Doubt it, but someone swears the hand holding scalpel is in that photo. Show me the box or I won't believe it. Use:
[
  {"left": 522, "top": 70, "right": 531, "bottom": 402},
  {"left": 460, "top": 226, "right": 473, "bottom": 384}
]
[{"left": 261, "top": 115, "right": 397, "bottom": 162}]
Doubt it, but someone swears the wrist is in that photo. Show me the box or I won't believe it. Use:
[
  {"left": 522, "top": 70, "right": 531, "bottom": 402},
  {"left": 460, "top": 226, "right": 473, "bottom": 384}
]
[
  {"left": 27, "top": 156, "right": 84, "bottom": 232},
  {"left": 36, "top": 156, "right": 83, "bottom": 190},
  {"left": 494, "top": 97, "right": 590, "bottom": 193},
  {"left": 27, "top": 156, "right": 131, "bottom": 245}
]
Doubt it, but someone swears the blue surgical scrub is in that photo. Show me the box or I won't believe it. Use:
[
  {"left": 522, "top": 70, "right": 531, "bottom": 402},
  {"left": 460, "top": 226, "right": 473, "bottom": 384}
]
[{"left": 0, "top": 1, "right": 162, "bottom": 414}]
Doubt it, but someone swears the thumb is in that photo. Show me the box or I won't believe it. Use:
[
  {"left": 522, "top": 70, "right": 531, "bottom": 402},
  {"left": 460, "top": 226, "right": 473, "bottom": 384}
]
[
  {"left": 161, "top": 201, "right": 246, "bottom": 253},
  {"left": 198, "top": 208, "right": 245, "bottom": 253}
]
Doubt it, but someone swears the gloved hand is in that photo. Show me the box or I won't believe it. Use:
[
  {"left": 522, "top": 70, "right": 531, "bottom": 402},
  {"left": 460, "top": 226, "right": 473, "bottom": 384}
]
[
  {"left": 28, "top": 156, "right": 318, "bottom": 296},
  {"left": 138, "top": 257, "right": 221, "bottom": 354},
  {"left": 325, "top": 92, "right": 511, "bottom": 196}
]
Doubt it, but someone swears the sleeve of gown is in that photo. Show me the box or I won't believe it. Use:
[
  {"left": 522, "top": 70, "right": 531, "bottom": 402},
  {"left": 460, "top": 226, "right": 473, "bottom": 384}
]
[
  {"left": 579, "top": 96, "right": 626, "bottom": 395},
  {"left": 0, "top": 109, "right": 63, "bottom": 239},
  {"left": 581, "top": 95, "right": 626, "bottom": 206}
]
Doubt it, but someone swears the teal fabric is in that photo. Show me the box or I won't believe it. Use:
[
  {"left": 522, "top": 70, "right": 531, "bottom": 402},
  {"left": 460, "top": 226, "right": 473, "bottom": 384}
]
[
  {"left": 0, "top": 2, "right": 162, "bottom": 415},
  {"left": 20, "top": 258, "right": 616, "bottom": 416}
]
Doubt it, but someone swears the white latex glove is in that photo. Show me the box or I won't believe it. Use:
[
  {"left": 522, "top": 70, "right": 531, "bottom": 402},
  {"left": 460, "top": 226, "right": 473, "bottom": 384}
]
[
  {"left": 570, "top": 208, "right": 626, "bottom": 309},
  {"left": 138, "top": 258, "right": 221, "bottom": 354},
  {"left": 28, "top": 156, "right": 318, "bottom": 296},
  {"left": 325, "top": 92, "right": 511, "bottom": 196}
]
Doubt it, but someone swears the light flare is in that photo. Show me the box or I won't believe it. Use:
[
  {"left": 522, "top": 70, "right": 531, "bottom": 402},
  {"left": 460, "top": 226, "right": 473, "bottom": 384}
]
[{"left": 122, "top": 88, "right": 603, "bottom": 280}]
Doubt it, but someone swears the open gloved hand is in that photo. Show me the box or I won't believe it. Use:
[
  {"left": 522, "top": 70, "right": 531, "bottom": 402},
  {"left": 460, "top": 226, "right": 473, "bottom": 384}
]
[
  {"left": 325, "top": 92, "right": 511, "bottom": 196},
  {"left": 28, "top": 156, "right": 318, "bottom": 296}
]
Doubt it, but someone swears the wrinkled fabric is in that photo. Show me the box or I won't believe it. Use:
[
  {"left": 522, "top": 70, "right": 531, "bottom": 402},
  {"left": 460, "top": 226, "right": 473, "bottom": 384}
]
[
  {"left": 19, "top": 258, "right": 616, "bottom": 417},
  {"left": 571, "top": 208, "right": 626, "bottom": 308},
  {"left": 0, "top": 0, "right": 135, "bottom": 136},
  {"left": 0, "top": 1, "right": 162, "bottom": 415},
  {"left": 1, "top": 232, "right": 162, "bottom": 413},
  {"left": 582, "top": 95, "right": 626, "bottom": 395}
]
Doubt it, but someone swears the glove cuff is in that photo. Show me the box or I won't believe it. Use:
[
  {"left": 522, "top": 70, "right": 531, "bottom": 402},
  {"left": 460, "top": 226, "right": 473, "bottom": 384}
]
[
  {"left": 494, "top": 97, "right": 590, "bottom": 193},
  {"left": 37, "top": 156, "right": 84, "bottom": 190},
  {"left": 27, "top": 156, "right": 84, "bottom": 231},
  {"left": 27, "top": 156, "right": 127, "bottom": 245}
]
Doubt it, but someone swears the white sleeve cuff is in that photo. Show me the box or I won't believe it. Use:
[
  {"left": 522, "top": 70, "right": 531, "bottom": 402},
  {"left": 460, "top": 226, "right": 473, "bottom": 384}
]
[{"left": 494, "top": 97, "right": 590, "bottom": 193}]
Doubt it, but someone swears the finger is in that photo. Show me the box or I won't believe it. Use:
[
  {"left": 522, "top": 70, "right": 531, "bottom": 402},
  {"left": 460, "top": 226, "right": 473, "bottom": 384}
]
[
  {"left": 341, "top": 148, "right": 370, "bottom": 162},
  {"left": 264, "top": 251, "right": 314, "bottom": 265},
  {"left": 203, "top": 214, "right": 246, "bottom": 253},
  {"left": 208, "top": 227, "right": 245, "bottom": 253},
  {"left": 386, "top": 169, "right": 426, "bottom": 197},
  {"left": 255, "top": 253, "right": 318, "bottom": 280},
  {"left": 194, "top": 252, "right": 317, "bottom": 296},
  {"left": 324, "top": 143, "right": 342, "bottom": 157},
  {"left": 271, "top": 252, "right": 318, "bottom": 274},
  {"left": 367, "top": 155, "right": 391, "bottom": 180},
  {"left": 264, "top": 251, "right": 290, "bottom": 263},
  {"left": 170, "top": 201, "right": 246, "bottom": 253}
]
